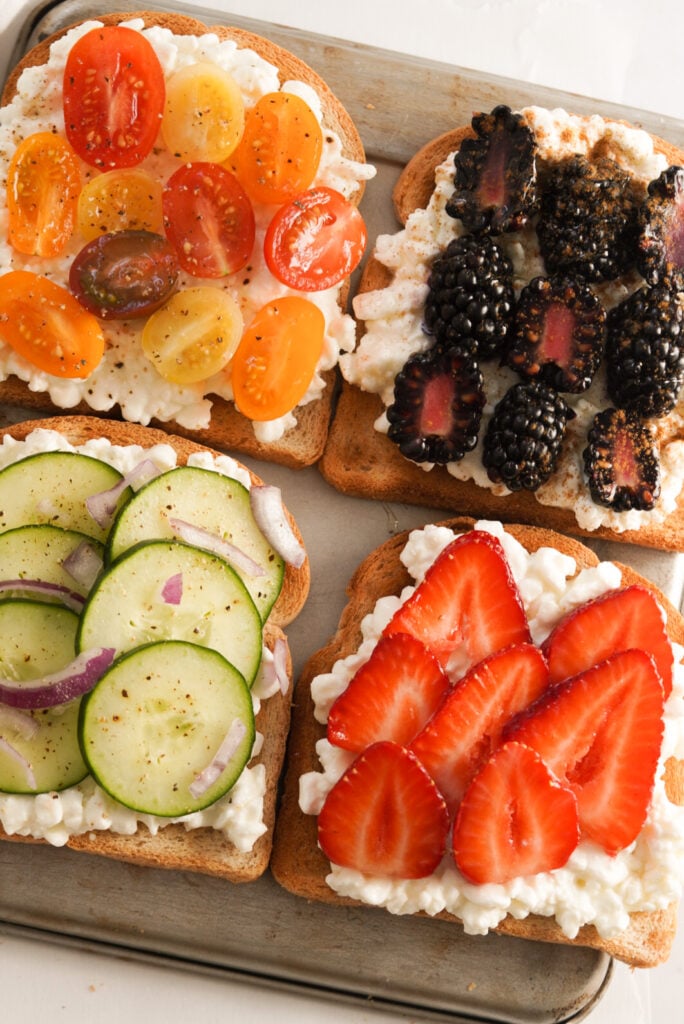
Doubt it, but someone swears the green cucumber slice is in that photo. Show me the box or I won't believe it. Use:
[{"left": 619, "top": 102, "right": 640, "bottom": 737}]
[
  {"left": 0, "top": 524, "right": 105, "bottom": 599},
  {"left": 0, "top": 451, "right": 129, "bottom": 542},
  {"left": 79, "top": 640, "right": 255, "bottom": 816},
  {"left": 77, "top": 540, "right": 263, "bottom": 686},
  {"left": 0, "top": 599, "right": 88, "bottom": 793},
  {"left": 107, "top": 466, "right": 284, "bottom": 621}
]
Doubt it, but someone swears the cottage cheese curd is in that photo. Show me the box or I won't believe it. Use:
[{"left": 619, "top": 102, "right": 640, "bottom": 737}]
[
  {"left": 345, "top": 107, "right": 684, "bottom": 533},
  {"left": 299, "top": 520, "right": 684, "bottom": 939},
  {"left": 0, "top": 19, "right": 375, "bottom": 442},
  {"left": 0, "top": 428, "right": 283, "bottom": 850}
]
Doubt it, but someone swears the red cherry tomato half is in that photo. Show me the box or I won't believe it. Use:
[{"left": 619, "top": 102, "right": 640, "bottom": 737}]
[
  {"left": 0, "top": 271, "right": 104, "bottom": 378},
  {"left": 69, "top": 230, "right": 180, "bottom": 320},
  {"left": 163, "top": 162, "right": 255, "bottom": 278},
  {"left": 62, "top": 26, "right": 165, "bottom": 169},
  {"left": 264, "top": 187, "right": 367, "bottom": 291}
]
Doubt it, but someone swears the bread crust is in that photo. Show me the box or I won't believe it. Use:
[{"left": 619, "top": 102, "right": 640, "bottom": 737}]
[
  {"left": 323, "top": 119, "right": 684, "bottom": 549},
  {"left": 271, "top": 518, "right": 684, "bottom": 966},
  {"left": 0, "top": 11, "right": 369, "bottom": 469},
  {"left": 0, "top": 414, "right": 308, "bottom": 882}
]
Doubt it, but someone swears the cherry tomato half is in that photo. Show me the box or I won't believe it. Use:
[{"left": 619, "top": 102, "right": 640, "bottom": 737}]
[
  {"left": 62, "top": 26, "right": 165, "bottom": 169},
  {"left": 0, "top": 271, "right": 104, "bottom": 378},
  {"left": 163, "top": 162, "right": 255, "bottom": 278},
  {"left": 7, "top": 131, "right": 81, "bottom": 257},
  {"left": 229, "top": 92, "right": 323, "bottom": 206},
  {"left": 264, "top": 187, "right": 367, "bottom": 291},
  {"left": 231, "top": 296, "right": 325, "bottom": 421},
  {"left": 69, "top": 231, "right": 180, "bottom": 320},
  {"left": 161, "top": 62, "right": 245, "bottom": 163},
  {"left": 78, "top": 168, "right": 164, "bottom": 241}
]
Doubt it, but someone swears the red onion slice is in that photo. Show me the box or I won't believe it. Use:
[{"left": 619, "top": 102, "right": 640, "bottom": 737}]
[
  {"left": 0, "top": 579, "right": 85, "bottom": 612},
  {"left": 62, "top": 541, "right": 104, "bottom": 589},
  {"left": 168, "top": 518, "right": 265, "bottom": 577},
  {"left": 0, "top": 736, "right": 36, "bottom": 789},
  {"left": 86, "top": 458, "right": 162, "bottom": 528},
  {"left": 0, "top": 705, "right": 40, "bottom": 740},
  {"left": 273, "top": 636, "right": 290, "bottom": 695},
  {"left": 189, "top": 718, "right": 248, "bottom": 798},
  {"left": 249, "top": 484, "right": 306, "bottom": 568},
  {"left": 0, "top": 647, "right": 116, "bottom": 709},
  {"left": 161, "top": 572, "right": 183, "bottom": 605}
]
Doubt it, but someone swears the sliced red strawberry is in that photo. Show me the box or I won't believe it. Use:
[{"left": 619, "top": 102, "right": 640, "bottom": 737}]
[
  {"left": 410, "top": 642, "right": 549, "bottom": 812},
  {"left": 453, "top": 741, "right": 579, "bottom": 885},
  {"left": 505, "top": 648, "right": 665, "bottom": 854},
  {"left": 383, "top": 530, "right": 530, "bottom": 668},
  {"left": 317, "top": 741, "right": 450, "bottom": 879},
  {"left": 327, "top": 632, "right": 451, "bottom": 752},
  {"left": 543, "top": 584, "right": 673, "bottom": 697}
]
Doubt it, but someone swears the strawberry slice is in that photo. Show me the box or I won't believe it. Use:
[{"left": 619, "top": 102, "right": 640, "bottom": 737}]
[
  {"left": 317, "top": 741, "right": 450, "bottom": 879},
  {"left": 543, "top": 584, "right": 673, "bottom": 697},
  {"left": 383, "top": 530, "right": 530, "bottom": 668},
  {"left": 505, "top": 648, "right": 665, "bottom": 854},
  {"left": 410, "top": 643, "right": 549, "bottom": 812},
  {"left": 453, "top": 741, "right": 579, "bottom": 885},
  {"left": 327, "top": 632, "right": 451, "bottom": 752}
]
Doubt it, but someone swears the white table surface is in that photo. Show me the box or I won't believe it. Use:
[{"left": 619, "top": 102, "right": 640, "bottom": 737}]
[{"left": 0, "top": 1, "right": 682, "bottom": 1021}]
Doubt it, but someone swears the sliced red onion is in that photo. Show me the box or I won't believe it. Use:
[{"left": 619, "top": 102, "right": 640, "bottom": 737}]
[
  {"left": 273, "top": 636, "right": 290, "bottom": 695},
  {"left": 62, "top": 540, "right": 103, "bottom": 589},
  {"left": 168, "top": 518, "right": 265, "bottom": 577},
  {"left": 189, "top": 718, "right": 248, "bottom": 798},
  {"left": 161, "top": 572, "right": 183, "bottom": 605},
  {"left": 249, "top": 484, "right": 306, "bottom": 568},
  {"left": 0, "top": 647, "right": 116, "bottom": 710},
  {"left": 0, "top": 705, "right": 40, "bottom": 740},
  {"left": 86, "top": 458, "right": 162, "bottom": 528},
  {"left": 0, "top": 579, "right": 85, "bottom": 613},
  {"left": 0, "top": 736, "right": 36, "bottom": 789}
]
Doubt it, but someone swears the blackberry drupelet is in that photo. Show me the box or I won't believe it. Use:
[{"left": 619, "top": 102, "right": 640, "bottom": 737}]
[
  {"left": 583, "top": 407, "right": 661, "bottom": 511},
  {"left": 605, "top": 280, "right": 684, "bottom": 417},
  {"left": 536, "top": 155, "right": 640, "bottom": 282},
  {"left": 445, "top": 105, "right": 538, "bottom": 235},
  {"left": 423, "top": 235, "right": 515, "bottom": 359},
  {"left": 386, "top": 346, "right": 486, "bottom": 464},
  {"left": 504, "top": 274, "right": 607, "bottom": 392},
  {"left": 636, "top": 165, "right": 684, "bottom": 286},
  {"left": 482, "top": 381, "right": 573, "bottom": 491}
]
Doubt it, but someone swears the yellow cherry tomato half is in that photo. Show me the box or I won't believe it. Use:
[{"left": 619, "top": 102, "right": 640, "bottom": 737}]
[
  {"left": 7, "top": 131, "right": 81, "bottom": 257},
  {"left": 229, "top": 92, "right": 323, "bottom": 205},
  {"left": 77, "top": 168, "right": 164, "bottom": 241},
  {"left": 161, "top": 62, "right": 245, "bottom": 163},
  {"left": 231, "top": 296, "right": 325, "bottom": 421},
  {"left": 141, "top": 287, "right": 244, "bottom": 385},
  {"left": 0, "top": 271, "right": 104, "bottom": 379}
]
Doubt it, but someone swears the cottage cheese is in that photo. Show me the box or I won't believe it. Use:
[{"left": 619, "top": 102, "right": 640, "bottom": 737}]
[
  {"left": 299, "top": 520, "right": 684, "bottom": 940},
  {"left": 345, "top": 107, "right": 684, "bottom": 533},
  {"left": 0, "top": 19, "right": 375, "bottom": 442},
  {"left": 0, "top": 428, "right": 282, "bottom": 850}
]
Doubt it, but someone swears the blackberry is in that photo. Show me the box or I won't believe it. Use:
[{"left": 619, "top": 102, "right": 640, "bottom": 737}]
[
  {"left": 504, "top": 274, "right": 606, "bottom": 393},
  {"left": 482, "top": 381, "right": 573, "bottom": 491},
  {"left": 423, "top": 235, "right": 515, "bottom": 359},
  {"left": 445, "top": 105, "right": 538, "bottom": 235},
  {"left": 583, "top": 407, "right": 661, "bottom": 512},
  {"left": 605, "top": 280, "right": 684, "bottom": 417},
  {"left": 536, "top": 155, "right": 640, "bottom": 282},
  {"left": 636, "top": 165, "right": 684, "bottom": 286},
  {"left": 386, "top": 347, "right": 485, "bottom": 464}
]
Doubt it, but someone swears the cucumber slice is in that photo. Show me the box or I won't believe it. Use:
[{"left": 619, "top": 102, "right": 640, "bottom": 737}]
[
  {"left": 107, "top": 466, "right": 284, "bottom": 621},
  {"left": 79, "top": 640, "right": 255, "bottom": 816},
  {"left": 0, "top": 599, "right": 88, "bottom": 793},
  {"left": 77, "top": 540, "right": 263, "bottom": 686},
  {"left": 0, "top": 451, "right": 129, "bottom": 542},
  {"left": 0, "top": 524, "right": 105, "bottom": 599}
]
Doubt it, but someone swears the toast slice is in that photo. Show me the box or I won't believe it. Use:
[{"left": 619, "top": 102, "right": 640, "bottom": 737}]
[
  {"left": 0, "top": 415, "right": 309, "bottom": 882},
  {"left": 271, "top": 518, "right": 684, "bottom": 966},
  {"left": 0, "top": 11, "right": 373, "bottom": 469},
  {"left": 322, "top": 112, "right": 684, "bottom": 549}
]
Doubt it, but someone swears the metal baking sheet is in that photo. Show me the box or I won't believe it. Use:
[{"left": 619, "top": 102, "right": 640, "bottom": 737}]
[{"left": 2, "top": 1, "right": 684, "bottom": 1020}]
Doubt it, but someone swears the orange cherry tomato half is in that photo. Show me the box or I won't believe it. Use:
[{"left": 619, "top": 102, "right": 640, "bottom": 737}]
[
  {"left": 229, "top": 91, "right": 323, "bottom": 206},
  {"left": 0, "top": 271, "right": 104, "bottom": 378},
  {"left": 7, "top": 131, "right": 81, "bottom": 257},
  {"left": 231, "top": 297, "right": 325, "bottom": 421},
  {"left": 163, "top": 162, "right": 255, "bottom": 278},
  {"left": 77, "top": 168, "right": 164, "bottom": 241},
  {"left": 264, "top": 187, "right": 367, "bottom": 291},
  {"left": 62, "top": 26, "right": 165, "bottom": 169}
]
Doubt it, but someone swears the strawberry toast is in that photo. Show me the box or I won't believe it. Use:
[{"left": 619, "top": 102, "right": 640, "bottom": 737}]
[{"left": 271, "top": 518, "right": 684, "bottom": 967}]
